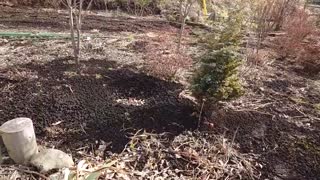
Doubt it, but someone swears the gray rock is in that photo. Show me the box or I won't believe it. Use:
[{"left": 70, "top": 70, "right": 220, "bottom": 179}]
[{"left": 30, "top": 149, "right": 74, "bottom": 173}]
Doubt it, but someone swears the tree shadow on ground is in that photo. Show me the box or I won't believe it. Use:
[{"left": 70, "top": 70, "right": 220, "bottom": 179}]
[{"left": 0, "top": 57, "right": 198, "bottom": 154}]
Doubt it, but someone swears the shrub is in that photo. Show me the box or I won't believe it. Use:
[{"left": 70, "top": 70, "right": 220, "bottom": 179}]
[
  {"left": 252, "top": 0, "right": 299, "bottom": 33},
  {"left": 274, "top": 7, "right": 320, "bottom": 75},
  {"left": 246, "top": 48, "right": 270, "bottom": 65},
  {"left": 191, "top": 47, "right": 244, "bottom": 102},
  {"left": 116, "top": 0, "right": 163, "bottom": 15},
  {"left": 245, "top": 0, "right": 302, "bottom": 62},
  {"left": 278, "top": 8, "right": 316, "bottom": 57},
  {"left": 141, "top": 31, "right": 193, "bottom": 80},
  {"left": 147, "top": 53, "right": 193, "bottom": 80},
  {"left": 297, "top": 43, "right": 320, "bottom": 75}
]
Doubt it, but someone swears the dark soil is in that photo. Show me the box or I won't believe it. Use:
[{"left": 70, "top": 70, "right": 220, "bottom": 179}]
[
  {"left": 0, "top": 7, "right": 169, "bottom": 33},
  {"left": 0, "top": 58, "right": 197, "bottom": 155},
  {"left": 0, "top": 7, "right": 198, "bottom": 158}
]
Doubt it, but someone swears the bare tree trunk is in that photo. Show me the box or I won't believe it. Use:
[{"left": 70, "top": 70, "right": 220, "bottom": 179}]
[
  {"left": 75, "top": 0, "right": 83, "bottom": 65},
  {"left": 65, "top": 0, "right": 84, "bottom": 65},
  {"left": 177, "top": 18, "right": 186, "bottom": 52},
  {"left": 140, "top": 5, "right": 144, "bottom": 16},
  {"left": 177, "top": 0, "right": 184, "bottom": 52},
  {"left": 178, "top": 0, "right": 183, "bottom": 26},
  {"left": 104, "top": 0, "right": 108, "bottom": 12},
  {"left": 176, "top": 0, "right": 195, "bottom": 53},
  {"left": 68, "top": 2, "right": 77, "bottom": 62},
  {"left": 86, "top": 0, "right": 94, "bottom": 11}
]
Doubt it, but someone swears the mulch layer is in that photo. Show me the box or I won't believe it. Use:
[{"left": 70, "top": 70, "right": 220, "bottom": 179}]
[{"left": 0, "top": 58, "right": 198, "bottom": 155}]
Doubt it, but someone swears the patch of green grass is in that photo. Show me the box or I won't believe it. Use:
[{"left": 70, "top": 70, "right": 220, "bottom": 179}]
[{"left": 0, "top": 32, "right": 67, "bottom": 39}]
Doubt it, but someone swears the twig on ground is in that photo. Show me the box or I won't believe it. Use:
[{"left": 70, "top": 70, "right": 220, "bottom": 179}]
[
  {"left": 224, "top": 127, "right": 239, "bottom": 168},
  {"left": 8, "top": 167, "right": 49, "bottom": 180},
  {"left": 198, "top": 100, "right": 205, "bottom": 129}
]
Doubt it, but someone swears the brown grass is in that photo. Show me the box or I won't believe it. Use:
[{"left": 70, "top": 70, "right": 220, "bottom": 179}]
[{"left": 70, "top": 131, "right": 261, "bottom": 179}]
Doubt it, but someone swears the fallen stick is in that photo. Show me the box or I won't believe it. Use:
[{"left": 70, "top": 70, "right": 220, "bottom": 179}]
[{"left": 8, "top": 167, "right": 49, "bottom": 180}]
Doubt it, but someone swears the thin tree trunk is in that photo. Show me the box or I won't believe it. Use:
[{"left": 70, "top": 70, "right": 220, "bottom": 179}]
[
  {"left": 86, "top": 0, "right": 94, "bottom": 11},
  {"left": 69, "top": 5, "right": 77, "bottom": 62},
  {"left": 75, "top": 0, "right": 83, "bottom": 65},
  {"left": 140, "top": 5, "right": 144, "bottom": 16},
  {"left": 177, "top": 18, "right": 185, "bottom": 52},
  {"left": 176, "top": 0, "right": 196, "bottom": 52},
  {"left": 177, "top": 0, "right": 184, "bottom": 52},
  {"left": 104, "top": 0, "right": 108, "bottom": 12},
  {"left": 178, "top": 0, "right": 183, "bottom": 23}
]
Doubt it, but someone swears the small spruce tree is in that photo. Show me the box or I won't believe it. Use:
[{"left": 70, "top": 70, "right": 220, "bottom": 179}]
[{"left": 191, "top": 47, "right": 243, "bottom": 102}]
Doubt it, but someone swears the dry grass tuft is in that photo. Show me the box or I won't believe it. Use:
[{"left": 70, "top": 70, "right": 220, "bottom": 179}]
[{"left": 72, "top": 131, "right": 261, "bottom": 179}]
